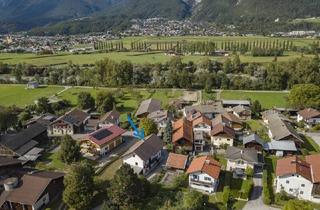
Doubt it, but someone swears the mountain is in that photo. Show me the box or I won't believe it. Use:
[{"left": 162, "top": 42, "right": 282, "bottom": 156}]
[{"left": 1, "top": 0, "right": 320, "bottom": 34}]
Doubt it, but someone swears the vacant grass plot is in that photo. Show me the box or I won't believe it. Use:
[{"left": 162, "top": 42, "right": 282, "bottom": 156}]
[
  {"left": 0, "top": 84, "right": 63, "bottom": 107},
  {"left": 221, "top": 90, "right": 289, "bottom": 108}
]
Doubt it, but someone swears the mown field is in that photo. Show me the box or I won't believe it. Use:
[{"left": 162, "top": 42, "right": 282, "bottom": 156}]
[{"left": 221, "top": 90, "right": 289, "bottom": 108}]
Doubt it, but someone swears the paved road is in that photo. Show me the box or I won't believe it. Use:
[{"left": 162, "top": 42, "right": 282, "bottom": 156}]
[{"left": 243, "top": 173, "right": 279, "bottom": 210}]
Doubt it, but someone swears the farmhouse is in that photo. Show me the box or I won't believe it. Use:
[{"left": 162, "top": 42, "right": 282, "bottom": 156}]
[
  {"left": 184, "top": 103, "right": 224, "bottom": 120},
  {"left": 123, "top": 134, "right": 163, "bottom": 175},
  {"left": 275, "top": 155, "right": 320, "bottom": 203},
  {"left": 135, "top": 98, "right": 161, "bottom": 118},
  {"left": 264, "top": 140, "right": 297, "bottom": 157},
  {"left": 48, "top": 108, "right": 90, "bottom": 136},
  {"left": 80, "top": 125, "right": 126, "bottom": 157},
  {"left": 222, "top": 100, "right": 251, "bottom": 108},
  {"left": 297, "top": 108, "right": 320, "bottom": 128},
  {"left": 211, "top": 123, "right": 235, "bottom": 148},
  {"left": 0, "top": 123, "right": 47, "bottom": 160},
  {"left": 0, "top": 157, "right": 22, "bottom": 176},
  {"left": 172, "top": 118, "right": 194, "bottom": 151},
  {"left": 0, "top": 171, "right": 64, "bottom": 210},
  {"left": 186, "top": 156, "right": 221, "bottom": 193}
]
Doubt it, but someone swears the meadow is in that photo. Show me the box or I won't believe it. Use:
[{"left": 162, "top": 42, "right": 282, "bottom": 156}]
[{"left": 221, "top": 90, "right": 289, "bottom": 108}]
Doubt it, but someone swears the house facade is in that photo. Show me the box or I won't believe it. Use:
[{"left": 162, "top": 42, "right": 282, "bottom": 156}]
[
  {"left": 211, "top": 123, "right": 235, "bottom": 148},
  {"left": 297, "top": 108, "right": 320, "bottom": 128},
  {"left": 172, "top": 118, "right": 194, "bottom": 151},
  {"left": 186, "top": 156, "right": 221, "bottom": 193}
]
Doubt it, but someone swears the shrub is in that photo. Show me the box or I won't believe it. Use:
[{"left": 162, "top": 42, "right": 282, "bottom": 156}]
[
  {"left": 263, "top": 169, "right": 272, "bottom": 205},
  {"left": 171, "top": 173, "right": 188, "bottom": 189},
  {"left": 222, "top": 186, "right": 230, "bottom": 203}
]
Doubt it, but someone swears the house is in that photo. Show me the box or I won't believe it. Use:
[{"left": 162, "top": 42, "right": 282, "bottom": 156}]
[
  {"left": 212, "top": 113, "right": 243, "bottom": 131},
  {"left": 80, "top": 125, "right": 126, "bottom": 158},
  {"left": 264, "top": 140, "right": 298, "bottom": 157},
  {"left": 166, "top": 153, "right": 188, "bottom": 171},
  {"left": 99, "top": 110, "right": 121, "bottom": 127},
  {"left": 233, "top": 105, "right": 252, "bottom": 120},
  {"left": 222, "top": 100, "right": 251, "bottom": 108},
  {"left": 25, "top": 113, "right": 57, "bottom": 127},
  {"left": 297, "top": 108, "right": 320, "bottom": 128},
  {"left": 172, "top": 118, "right": 194, "bottom": 151},
  {"left": 123, "top": 134, "right": 163, "bottom": 175},
  {"left": 186, "top": 156, "right": 221, "bottom": 193},
  {"left": 226, "top": 146, "right": 261, "bottom": 178},
  {"left": 26, "top": 81, "right": 39, "bottom": 89},
  {"left": 268, "top": 117, "right": 303, "bottom": 146},
  {"left": 243, "top": 134, "right": 265, "bottom": 151},
  {"left": 275, "top": 155, "right": 320, "bottom": 203},
  {"left": 262, "top": 110, "right": 292, "bottom": 125},
  {"left": 147, "top": 110, "right": 169, "bottom": 130},
  {"left": 48, "top": 108, "right": 90, "bottom": 136},
  {"left": 0, "top": 171, "right": 64, "bottom": 210},
  {"left": 0, "top": 157, "right": 23, "bottom": 176},
  {"left": 135, "top": 98, "right": 161, "bottom": 118},
  {"left": 211, "top": 123, "right": 235, "bottom": 149},
  {"left": 184, "top": 102, "right": 224, "bottom": 119},
  {"left": 188, "top": 113, "right": 212, "bottom": 135},
  {"left": 0, "top": 123, "right": 47, "bottom": 160}
]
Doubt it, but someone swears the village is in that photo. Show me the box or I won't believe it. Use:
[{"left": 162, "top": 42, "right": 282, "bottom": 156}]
[{"left": 0, "top": 87, "right": 320, "bottom": 210}]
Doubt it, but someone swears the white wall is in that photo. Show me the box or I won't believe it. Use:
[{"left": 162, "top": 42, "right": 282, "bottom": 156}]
[
  {"left": 123, "top": 153, "right": 145, "bottom": 173},
  {"left": 226, "top": 159, "right": 254, "bottom": 171},
  {"left": 211, "top": 136, "right": 233, "bottom": 148},
  {"left": 193, "top": 124, "right": 211, "bottom": 135},
  {"left": 189, "top": 171, "right": 218, "bottom": 193}
]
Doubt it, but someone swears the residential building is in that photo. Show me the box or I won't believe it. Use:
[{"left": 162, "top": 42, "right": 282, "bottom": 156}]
[
  {"left": 0, "top": 157, "right": 22, "bottom": 176},
  {"left": 48, "top": 108, "right": 90, "bottom": 136},
  {"left": 233, "top": 105, "right": 252, "bottom": 120},
  {"left": 172, "top": 118, "right": 194, "bottom": 151},
  {"left": 80, "top": 125, "right": 126, "bottom": 158},
  {"left": 226, "top": 146, "right": 261, "bottom": 178},
  {"left": 186, "top": 156, "right": 221, "bottom": 193},
  {"left": 166, "top": 153, "right": 188, "bottom": 171},
  {"left": 275, "top": 155, "right": 320, "bottom": 203},
  {"left": 0, "top": 171, "right": 64, "bottom": 210},
  {"left": 25, "top": 113, "right": 57, "bottom": 127},
  {"left": 222, "top": 100, "right": 251, "bottom": 108},
  {"left": 135, "top": 98, "right": 161, "bottom": 118},
  {"left": 211, "top": 123, "right": 235, "bottom": 148},
  {"left": 184, "top": 102, "right": 224, "bottom": 119},
  {"left": 123, "top": 134, "right": 163, "bottom": 175},
  {"left": 243, "top": 134, "right": 264, "bottom": 151},
  {"left": 147, "top": 110, "right": 169, "bottom": 129},
  {"left": 99, "top": 110, "right": 120, "bottom": 127},
  {"left": 212, "top": 113, "right": 243, "bottom": 131},
  {"left": 297, "top": 108, "right": 320, "bottom": 128}
]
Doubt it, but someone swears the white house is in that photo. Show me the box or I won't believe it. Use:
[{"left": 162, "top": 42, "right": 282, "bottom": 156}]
[
  {"left": 186, "top": 156, "right": 221, "bottom": 193},
  {"left": 297, "top": 108, "right": 320, "bottom": 128},
  {"left": 275, "top": 155, "right": 320, "bottom": 203},
  {"left": 211, "top": 123, "right": 235, "bottom": 148},
  {"left": 123, "top": 134, "right": 163, "bottom": 175}
]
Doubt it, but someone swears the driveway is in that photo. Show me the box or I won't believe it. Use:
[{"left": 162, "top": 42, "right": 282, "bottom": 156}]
[
  {"left": 243, "top": 173, "right": 279, "bottom": 210},
  {"left": 305, "top": 132, "right": 320, "bottom": 147}
]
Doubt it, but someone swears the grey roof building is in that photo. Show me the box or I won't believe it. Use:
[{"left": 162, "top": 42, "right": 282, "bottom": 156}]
[
  {"left": 135, "top": 98, "right": 161, "bottom": 118},
  {"left": 225, "top": 146, "right": 259, "bottom": 164},
  {"left": 243, "top": 134, "right": 264, "bottom": 146},
  {"left": 264, "top": 140, "right": 297, "bottom": 152}
]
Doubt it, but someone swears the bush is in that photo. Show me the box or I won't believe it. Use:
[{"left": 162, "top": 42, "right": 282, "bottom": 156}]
[
  {"left": 263, "top": 169, "right": 272, "bottom": 204},
  {"left": 240, "top": 180, "right": 253, "bottom": 200},
  {"left": 312, "top": 124, "right": 320, "bottom": 131},
  {"left": 222, "top": 186, "right": 230, "bottom": 203},
  {"left": 171, "top": 173, "right": 188, "bottom": 189},
  {"left": 245, "top": 167, "right": 254, "bottom": 177}
]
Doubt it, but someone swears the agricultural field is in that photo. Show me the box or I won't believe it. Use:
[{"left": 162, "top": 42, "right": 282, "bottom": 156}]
[{"left": 221, "top": 90, "right": 289, "bottom": 109}]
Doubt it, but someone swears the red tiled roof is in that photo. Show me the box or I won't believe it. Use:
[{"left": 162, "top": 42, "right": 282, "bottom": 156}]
[
  {"left": 276, "top": 156, "right": 312, "bottom": 182},
  {"left": 191, "top": 115, "right": 212, "bottom": 127},
  {"left": 298, "top": 108, "right": 320, "bottom": 120},
  {"left": 211, "top": 123, "right": 235, "bottom": 138},
  {"left": 306, "top": 154, "right": 320, "bottom": 183},
  {"left": 187, "top": 156, "right": 221, "bottom": 179},
  {"left": 172, "top": 118, "right": 193, "bottom": 144},
  {"left": 222, "top": 112, "right": 243, "bottom": 125},
  {"left": 86, "top": 125, "right": 126, "bottom": 147},
  {"left": 166, "top": 153, "right": 188, "bottom": 170}
]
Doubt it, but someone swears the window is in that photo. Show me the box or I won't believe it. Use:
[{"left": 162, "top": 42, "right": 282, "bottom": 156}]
[
  {"left": 204, "top": 177, "right": 211, "bottom": 181},
  {"left": 133, "top": 154, "right": 135, "bottom": 157},
  {"left": 289, "top": 188, "right": 293, "bottom": 192},
  {"left": 300, "top": 191, "right": 304, "bottom": 195},
  {"left": 301, "top": 184, "right": 305, "bottom": 187},
  {"left": 286, "top": 180, "right": 290, "bottom": 184},
  {"left": 193, "top": 175, "right": 198, "bottom": 180},
  {"left": 135, "top": 162, "right": 138, "bottom": 166}
]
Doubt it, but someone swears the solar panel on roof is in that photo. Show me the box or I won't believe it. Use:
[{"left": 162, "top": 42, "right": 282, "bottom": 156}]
[{"left": 92, "top": 129, "right": 112, "bottom": 141}]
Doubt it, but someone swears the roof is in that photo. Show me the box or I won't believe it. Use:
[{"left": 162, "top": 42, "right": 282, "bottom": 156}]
[
  {"left": 306, "top": 154, "right": 320, "bottom": 183},
  {"left": 27, "top": 113, "right": 57, "bottom": 127},
  {"left": 100, "top": 110, "right": 120, "bottom": 124},
  {"left": 3, "top": 171, "right": 64, "bottom": 206},
  {"left": 123, "top": 134, "right": 163, "bottom": 161},
  {"left": 233, "top": 105, "right": 251, "bottom": 114},
  {"left": 222, "top": 112, "right": 243, "bottom": 125},
  {"left": 190, "top": 114, "right": 212, "bottom": 127},
  {"left": 172, "top": 118, "right": 193, "bottom": 144},
  {"left": 186, "top": 156, "right": 221, "bottom": 179},
  {"left": 226, "top": 146, "right": 259, "bottom": 163},
  {"left": 0, "top": 157, "right": 23, "bottom": 167},
  {"left": 135, "top": 98, "right": 161, "bottom": 117},
  {"left": 211, "top": 123, "right": 235, "bottom": 138},
  {"left": 212, "top": 114, "right": 231, "bottom": 127},
  {"left": 0, "top": 123, "right": 46, "bottom": 156},
  {"left": 184, "top": 103, "right": 224, "bottom": 115},
  {"left": 298, "top": 108, "right": 320, "bottom": 120},
  {"left": 54, "top": 108, "right": 89, "bottom": 126},
  {"left": 166, "top": 153, "right": 188, "bottom": 170},
  {"left": 147, "top": 110, "right": 168, "bottom": 124},
  {"left": 243, "top": 134, "right": 265, "bottom": 146},
  {"left": 222, "top": 100, "right": 251, "bottom": 106},
  {"left": 268, "top": 117, "right": 303, "bottom": 143},
  {"left": 264, "top": 140, "right": 297, "bottom": 151},
  {"left": 276, "top": 156, "right": 312, "bottom": 182},
  {"left": 86, "top": 125, "right": 126, "bottom": 147}
]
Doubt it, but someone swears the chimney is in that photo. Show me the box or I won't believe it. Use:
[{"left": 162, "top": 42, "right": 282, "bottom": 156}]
[{"left": 4, "top": 177, "right": 19, "bottom": 191}]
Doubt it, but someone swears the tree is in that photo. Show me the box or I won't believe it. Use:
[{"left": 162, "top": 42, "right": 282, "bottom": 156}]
[
  {"left": 63, "top": 161, "right": 95, "bottom": 210},
  {"left": 59, "top": 135, "right": 80, "bottom": 164},
  {"left": 0, "top": 107, "right": 18, "bottom": 133},
  {"left": 139, "top": 118, "right": 158, "bottom": 136},
  {"left": 183, "top": 190, "right": 206, "bottom": 210},
  {"left": 163, "top": 120, "right": 172, "bottom": 144},
  {"left": 78, "top": 92, "right": 95, "bottom": 110},
  {"left": 252, "top": 100, "right": 262, "bottom": 117},
  {"left": 288, "top": 84, "right": 320, "bottom": 109},
  {"left": 96, "top": 92, "right": 116, "bottom": 113},
  {"left": 37, "top": 97, "right": 52, "bottom": 114},
  {"left": 282, "top": 199, "right": 313, "bottom": 210},
  {"left": 223, "top": 58, "right": 233, "bottom": 73},
  {"left": 109, "top": 164, "right": 147, "bottom": 209}
]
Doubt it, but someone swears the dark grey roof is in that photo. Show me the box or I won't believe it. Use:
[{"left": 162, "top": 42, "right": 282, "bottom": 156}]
[
  {"left": 123, "top": 134, "right": 163, "bottom": 161},
  {"left": 268, "top": 117, "right": 303, "bottom": 142},
  {"left": 264, "top": 140, "right": 297, "bottom": 151},
  {"left": 0, "top": 123, "right": 46, "bottom": 155},
  {"left": 226, "top": 146, "right": 259, "bottom": 163},
  {"left": 184, "top": 103, "right": 224, "bottom": 115},
  {"left": 0, "top": 157, "right": 23, "bottom": 167},
  {"left": 243, "top": 134, "right": 264, "bottom": 146},
  {"left": 222, "top": 100, "right": 251, "bottom": 106},
  {"left": 135, "top": 99, "right": 161, "bottom": 117},
  {"left": 54, "top": 108, "right": 89, "bottom": 126}
]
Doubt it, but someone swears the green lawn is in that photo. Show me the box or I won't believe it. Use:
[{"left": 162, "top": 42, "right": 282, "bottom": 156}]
[
  {"left": 99, "top": 158, "right": 123, "bottom": 180},
  {"left": 221, "top": 90, "right": 289, "bottom": 109},
  {"left": 0, "top": 84, "right": 63, "bottom": 107},
  {"left": 35, "top": 152, "right": 66, "bottom": 171},
  {"left": 246, "top": 119, "right": 271, "bottom": 141}
]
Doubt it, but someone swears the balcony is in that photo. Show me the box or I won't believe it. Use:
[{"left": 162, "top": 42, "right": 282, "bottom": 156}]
[{"left": 190, "top": 178, "right": 214, "bottom": 188}]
